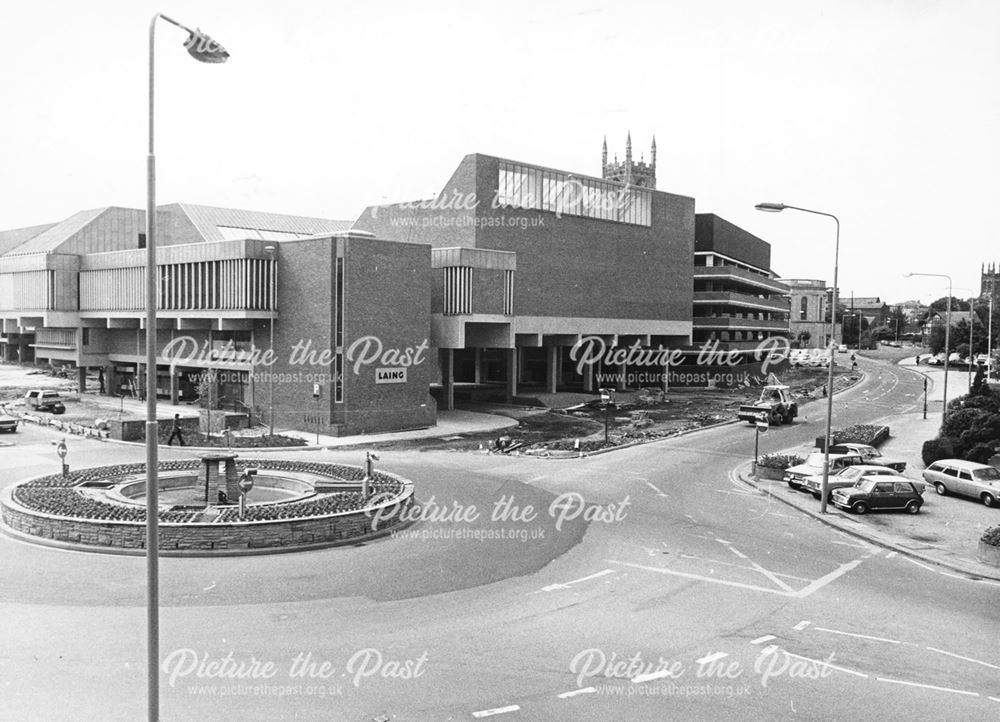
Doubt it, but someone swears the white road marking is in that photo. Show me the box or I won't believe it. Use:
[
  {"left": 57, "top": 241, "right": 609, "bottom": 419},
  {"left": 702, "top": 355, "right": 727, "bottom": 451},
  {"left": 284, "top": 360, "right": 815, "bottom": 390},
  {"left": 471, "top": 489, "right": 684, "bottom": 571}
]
[
  {"left": 645, "top": 482, "right": 667, "bottom": 497},
  {"left": 925, "top": 646, "right": 1000, "bottom": 670},
  {"left": 760, "top": 645, "right": 778, "bottom": 656},
  {"left": 557, "top": 687, "right": 595, "bottom": 698},
  {"left": 792, "top": 559, "right": 864, "bottom": 598},
  {"left": 541, "top": 569, "right": 615, "bottom": 592},
  {"left": 794, "top": 621, "right": 811, "bottom": 631},
  {"left": 782, "top": 651, "right": 868, "bottom": 679},
  {"left": 885, "top": 551, "right": 897, "bottom": 559},
  {"left": 677, "top": 554, "right": 811, "bottom": 581},
  {"left": 632, "top": 669, "right": 679, "bottom": 683},
  {"left": 714, "top": 538, "right": 733, "bottom": 544},
  {"left": 695, "top": 652, "right": 728, "bottom": 665},
  {"left": 900, "top": 556, "right": 936, "bottom": 572},
  {"left": 727, "top": 547, "right": 748, "bottom": 560},
  {"left": 989, "top": 696, "right": 1000, "bottom": 703},
  {"left": 607, "top": 560, "right": 791, "bottom": 596},
  {"left": 750, "top": 635, "right": 776, "bottom": 645},
  {"left": 473, "top": 705, "right": 521, "bottom": 717},
  {"left": 715, "top": 489, "right": 755, "bottom": 496},
  {"left": 812, "top": 626, "right": 900, "bottom": 644},
  {"left": 829, "top": 539, "right": 873, "bottom": 551},
  {"left": 875, "top": 677, "right": 979, "bottom": 696},
  {"left": 727, "top": 548, "right": 795, "bottom": 593}
]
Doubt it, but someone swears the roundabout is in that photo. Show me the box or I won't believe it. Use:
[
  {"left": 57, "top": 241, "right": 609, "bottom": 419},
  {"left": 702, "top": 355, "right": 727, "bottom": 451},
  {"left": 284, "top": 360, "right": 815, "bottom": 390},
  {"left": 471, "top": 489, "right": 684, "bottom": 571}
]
[{"left": 0, "top": 457, "right": 415, "bottom": 555}]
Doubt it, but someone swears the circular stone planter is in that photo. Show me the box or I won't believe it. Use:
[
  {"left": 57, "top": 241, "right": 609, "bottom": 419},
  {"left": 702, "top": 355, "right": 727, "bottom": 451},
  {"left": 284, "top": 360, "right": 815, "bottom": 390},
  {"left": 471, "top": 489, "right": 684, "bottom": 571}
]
[
  {"left": 0, "top": 459, "right": 415, "bottom": 556},
  {"left": 977, "top": 540, "right": 1000, "bottom": 568}
]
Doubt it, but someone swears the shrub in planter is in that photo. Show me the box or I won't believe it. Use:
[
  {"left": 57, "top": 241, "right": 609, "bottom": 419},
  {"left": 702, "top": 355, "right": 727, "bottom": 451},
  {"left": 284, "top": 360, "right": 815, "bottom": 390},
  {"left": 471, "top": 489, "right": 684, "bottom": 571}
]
[
  {"left": 921, "top": 437, "right": 955, "bottom": 467},
  {"left": 815, "top": 424, "right": 890, "bottom": 451},
  {"left": 981, "top": 526, "right": 1000, "bottom": 547},
  {"left": 756, "top": 453, "right": 805, "bottom": 470}
]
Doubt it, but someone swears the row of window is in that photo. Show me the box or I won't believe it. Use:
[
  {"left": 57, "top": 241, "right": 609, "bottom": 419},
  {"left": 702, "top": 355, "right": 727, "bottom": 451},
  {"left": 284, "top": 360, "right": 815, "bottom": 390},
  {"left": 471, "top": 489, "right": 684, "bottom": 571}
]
[{"left": 497, "top": 162, "right": 651, "bottom": 226}]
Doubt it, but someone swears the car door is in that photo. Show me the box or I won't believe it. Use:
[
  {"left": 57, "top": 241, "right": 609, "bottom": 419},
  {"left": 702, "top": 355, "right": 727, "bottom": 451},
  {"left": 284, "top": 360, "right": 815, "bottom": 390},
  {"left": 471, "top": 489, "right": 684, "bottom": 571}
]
[
  {"left": 870, "top": 481, "right": 896, "bottom": 509},
  {"left": 955, "top": 469, "right": 974, "bottom": 498}
]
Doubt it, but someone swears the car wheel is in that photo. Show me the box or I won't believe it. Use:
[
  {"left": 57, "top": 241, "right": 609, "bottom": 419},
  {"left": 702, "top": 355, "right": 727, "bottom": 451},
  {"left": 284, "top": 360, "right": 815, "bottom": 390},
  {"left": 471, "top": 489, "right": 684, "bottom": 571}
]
[
  {"left": 905, "top": 500, "right": 920, "bottom": 514},
  {"left": 852, "top": 501, "right": 869, "bottom": 514},
  {"left": 787, "top": 480, "right": 801, "bottom": 490},
  {"left": 771, "top": 410, "right": 783, "bottom": 425},
  {"left": 935, "top": 482, "right": 947, "bottom": 496},
  {"left": 812, "top": 493, "right": 821, "bottom": 500},
  {"left": 983, "top": 494, "right": 997, "bottom": 508}
]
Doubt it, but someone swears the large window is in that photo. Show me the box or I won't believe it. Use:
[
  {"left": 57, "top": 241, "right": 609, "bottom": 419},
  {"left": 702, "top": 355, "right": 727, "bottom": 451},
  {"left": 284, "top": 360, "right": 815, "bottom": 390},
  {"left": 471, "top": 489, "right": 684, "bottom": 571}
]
[{"left": 497, "top": 161, "right": 651, "bottom": 226}]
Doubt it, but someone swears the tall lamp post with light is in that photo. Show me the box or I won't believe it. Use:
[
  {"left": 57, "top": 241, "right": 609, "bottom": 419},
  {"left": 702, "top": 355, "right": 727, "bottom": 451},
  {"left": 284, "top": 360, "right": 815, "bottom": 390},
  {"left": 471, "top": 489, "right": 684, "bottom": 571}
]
[
  {"left": 146, "top": 13, "right": 228, "bottom": 721},
  {"left": 264, "top": 245, "right": 277, "bottom": 436},
  {"left": 756, "top": 202, "right": 839, "bottom": 513},
  {"left": 906, "top": 272, "right": 952, "bottom": 427}
]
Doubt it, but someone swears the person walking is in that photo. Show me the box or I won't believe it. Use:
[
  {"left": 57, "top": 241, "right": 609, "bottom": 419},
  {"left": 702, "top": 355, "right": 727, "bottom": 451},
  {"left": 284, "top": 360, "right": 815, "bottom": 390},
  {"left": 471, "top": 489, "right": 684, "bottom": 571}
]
[{"left": 167, "top": 413, "right": 185, "bottom": 446}]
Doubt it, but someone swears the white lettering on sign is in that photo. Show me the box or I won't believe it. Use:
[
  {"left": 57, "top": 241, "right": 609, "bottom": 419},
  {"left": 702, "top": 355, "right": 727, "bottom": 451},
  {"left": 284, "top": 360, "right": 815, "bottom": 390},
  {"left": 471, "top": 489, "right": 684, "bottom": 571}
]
[{"left": 375, "top": 367, "right": 407, "bottom": 384}]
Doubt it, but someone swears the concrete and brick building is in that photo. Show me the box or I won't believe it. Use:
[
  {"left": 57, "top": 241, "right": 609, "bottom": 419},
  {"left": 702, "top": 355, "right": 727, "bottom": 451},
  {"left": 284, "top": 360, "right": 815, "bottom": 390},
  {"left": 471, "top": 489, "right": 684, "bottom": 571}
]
[
  {"left": 692, "top": 214, "right": 790, "bottom": 352},
  {"left": 0, "top": 140, "right": 793, "bottom": 434}
]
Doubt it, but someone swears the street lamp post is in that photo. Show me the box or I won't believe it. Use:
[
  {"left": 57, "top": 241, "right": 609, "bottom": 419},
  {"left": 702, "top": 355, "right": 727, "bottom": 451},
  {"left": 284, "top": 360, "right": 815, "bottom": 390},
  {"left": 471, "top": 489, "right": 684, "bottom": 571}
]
[
  {"left": 264, "top": 245, "right": 277, "bottom": 436},
  {"left": 906, "top": 272, "right": 952, "bottom": 427},
  {"left": 756, "top": 202, "right": 839, "bottom": 513},
  {"left": 146, "top": 13, "right": 228, "bottom": 722}
]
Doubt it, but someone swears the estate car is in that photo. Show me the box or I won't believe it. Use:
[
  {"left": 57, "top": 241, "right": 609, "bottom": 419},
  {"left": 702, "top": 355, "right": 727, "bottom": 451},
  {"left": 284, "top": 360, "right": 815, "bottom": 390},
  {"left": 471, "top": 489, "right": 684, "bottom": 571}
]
[{"left": 922, "top": 460, "right": 1000, "bottom": 507}]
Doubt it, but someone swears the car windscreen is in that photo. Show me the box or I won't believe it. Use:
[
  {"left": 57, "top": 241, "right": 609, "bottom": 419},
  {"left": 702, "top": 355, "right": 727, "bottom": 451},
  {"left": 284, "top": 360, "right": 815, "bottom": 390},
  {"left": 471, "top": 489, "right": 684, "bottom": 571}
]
[{"left": 973, "top": 467, "right": 1000, "bottom": 481}]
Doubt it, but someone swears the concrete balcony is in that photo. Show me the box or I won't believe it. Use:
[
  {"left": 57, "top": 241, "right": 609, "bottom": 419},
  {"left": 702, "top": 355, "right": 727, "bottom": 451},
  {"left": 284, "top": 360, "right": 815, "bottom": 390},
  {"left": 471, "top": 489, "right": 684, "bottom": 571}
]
[
  {"left": 693, "top": 291, "right": 790, "bottom": 314},
  {"left": 693, "top": 317, "right": 790, "bottom": 332},
  {"left": 693, "top": 266, "right": 789, "bottom": 294}
]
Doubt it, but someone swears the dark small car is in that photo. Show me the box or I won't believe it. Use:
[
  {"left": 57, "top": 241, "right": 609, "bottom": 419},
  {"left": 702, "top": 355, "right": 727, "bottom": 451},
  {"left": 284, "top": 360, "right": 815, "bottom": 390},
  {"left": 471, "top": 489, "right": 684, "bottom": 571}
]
[{"left": 831, "top": 478, "right": 923, "bottom": 515}]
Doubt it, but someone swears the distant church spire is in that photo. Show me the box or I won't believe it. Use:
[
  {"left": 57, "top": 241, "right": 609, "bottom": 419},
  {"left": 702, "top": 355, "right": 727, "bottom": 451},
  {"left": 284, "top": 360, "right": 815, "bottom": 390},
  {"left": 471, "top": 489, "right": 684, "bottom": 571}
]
[{"left": 601, "top": 133, "right": 657, "bottom": 189}]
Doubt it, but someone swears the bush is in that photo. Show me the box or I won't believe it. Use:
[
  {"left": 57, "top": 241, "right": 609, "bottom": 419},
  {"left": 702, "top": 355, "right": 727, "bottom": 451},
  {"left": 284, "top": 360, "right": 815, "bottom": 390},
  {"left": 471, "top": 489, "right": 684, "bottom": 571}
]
[
  {"left": 922, "top": 437, "right": 955, "bottom": 466},
  {"left": 982, "top": 526, "right": 1000, "bottom": 547},
  {"left": 757, "top": 453, "right": 805, "bottom": 470}
]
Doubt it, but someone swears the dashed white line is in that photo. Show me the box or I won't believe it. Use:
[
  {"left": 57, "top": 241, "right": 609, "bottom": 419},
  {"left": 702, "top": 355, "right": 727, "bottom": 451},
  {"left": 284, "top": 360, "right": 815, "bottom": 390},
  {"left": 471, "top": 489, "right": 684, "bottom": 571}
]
[
  {"left": 885, "top": 551, "right": 898, "bottom": 559},
  {"left": 727, "top": 547, "right": 749, "bottom": 560},
  {"left": 782, "top": 651, "right": 868, "bottom": 679},
  {"left": 750, "top": 635, "right": 776, "bottom": 645},
  {"left": 875, "top": 677, "right": 979, "bottom": 696},
  {"left": 812, "top": 627, "right": 901, "bottom": 645},
  {"left": 557, "top": 687, "right": 595, "bottom": 699},
  {"left": 714, "top": 538, "right": 733, "bottom": 545},
  {"left": 925, "top": 646, "right": 1000, "bottom": 671},
  {"left": 989, "top": 696, "right": 1000, "bottom": 703},
  {"left": 794, "top": 621, "right": 810, "bottom": 631},
  {"left": 632, "top": 669, "right": 679, "bottom": 683},
  {"left": 645, "top": 482, "right": 667, "bottom": 496},
  {"left": 473, "top": 705, "right": 521, "bottom": 717}
]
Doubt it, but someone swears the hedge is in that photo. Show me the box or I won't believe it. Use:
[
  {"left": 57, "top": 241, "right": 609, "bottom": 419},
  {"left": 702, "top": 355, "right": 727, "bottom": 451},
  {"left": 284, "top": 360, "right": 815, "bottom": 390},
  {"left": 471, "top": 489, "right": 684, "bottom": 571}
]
[{"left": 921, "top": 437, "right": 955, "bottom": 467}]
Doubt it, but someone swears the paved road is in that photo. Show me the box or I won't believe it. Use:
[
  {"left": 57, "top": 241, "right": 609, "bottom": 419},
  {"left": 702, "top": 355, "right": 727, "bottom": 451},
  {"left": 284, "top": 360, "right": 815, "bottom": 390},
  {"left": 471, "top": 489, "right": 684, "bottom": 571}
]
[{"left": 1, "top": 357, "right": 998, "bottom": 720}]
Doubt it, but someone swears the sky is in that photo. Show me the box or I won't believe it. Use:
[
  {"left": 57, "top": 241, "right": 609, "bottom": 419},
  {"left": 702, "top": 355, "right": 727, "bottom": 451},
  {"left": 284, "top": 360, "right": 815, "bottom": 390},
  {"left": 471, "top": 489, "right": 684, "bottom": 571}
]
[{"left": 1, "top": 0, "right": 998, "bottom": 305}]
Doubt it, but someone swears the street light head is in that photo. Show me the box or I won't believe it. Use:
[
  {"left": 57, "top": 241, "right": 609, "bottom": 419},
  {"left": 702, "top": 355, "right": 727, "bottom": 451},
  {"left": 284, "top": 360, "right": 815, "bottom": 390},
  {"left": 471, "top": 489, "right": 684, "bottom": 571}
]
[
  {"left": 755, "top": 202, "right": 786, "bottom": 213},
  {"left": 183, "top": 29, "right": 229, "bottom": 63}
]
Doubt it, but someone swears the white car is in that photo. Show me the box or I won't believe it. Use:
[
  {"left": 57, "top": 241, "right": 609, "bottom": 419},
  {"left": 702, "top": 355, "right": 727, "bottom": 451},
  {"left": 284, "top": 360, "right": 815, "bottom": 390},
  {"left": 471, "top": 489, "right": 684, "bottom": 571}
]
[{"left": 784, "top": 452, "right": 865, "bottom": 490}]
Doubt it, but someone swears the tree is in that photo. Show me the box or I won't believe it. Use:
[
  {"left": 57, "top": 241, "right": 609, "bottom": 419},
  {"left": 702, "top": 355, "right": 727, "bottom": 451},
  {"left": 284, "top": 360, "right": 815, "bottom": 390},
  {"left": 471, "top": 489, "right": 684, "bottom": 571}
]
[{"left": 930, "top": 296, "right": 970, "bottom": 313}]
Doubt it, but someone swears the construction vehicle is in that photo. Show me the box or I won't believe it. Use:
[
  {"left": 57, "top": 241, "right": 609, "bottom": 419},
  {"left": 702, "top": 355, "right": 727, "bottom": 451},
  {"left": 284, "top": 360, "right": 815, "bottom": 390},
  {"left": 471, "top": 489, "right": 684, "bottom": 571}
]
[{"left": 737, "top": 384, "right": 797, "bottom": 426}]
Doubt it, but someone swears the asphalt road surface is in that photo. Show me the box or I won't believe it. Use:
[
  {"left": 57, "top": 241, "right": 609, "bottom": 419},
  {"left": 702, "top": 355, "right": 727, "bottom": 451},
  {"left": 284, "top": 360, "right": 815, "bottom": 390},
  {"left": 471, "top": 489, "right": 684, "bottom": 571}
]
[{"left": 2, "top": 357, "right": 998, "bottom": 721}]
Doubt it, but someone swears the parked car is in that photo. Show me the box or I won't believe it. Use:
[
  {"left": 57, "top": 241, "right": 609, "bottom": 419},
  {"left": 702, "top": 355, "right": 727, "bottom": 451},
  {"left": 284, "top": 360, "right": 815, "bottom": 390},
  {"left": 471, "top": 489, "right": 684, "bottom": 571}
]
[
  {"left": 23, "top": 389, "right": 66, "bottom": 414},
  {"left": 831, "top": 478, "right": 924, "bottom": 514},
  {"left": 784, "top": 452, "right": 864, "bottom": 490},
  {"left": 837, "top": 344, "right": 848, "bottom": 353},
  {"left": 926, "top": 353, "right": 946, "bottom": 366},
  {"left": 800, "top": 464, "right": 925, "bottom": 501},
  {"left": 921, "top": 459, "right": 1000, "bottom": 507},
  {"left": 828, "top": 443, "right": 906, "bottom": 472},
  {"left": 974, "top": 354, "right": 990, "bottom": 366},
  {"left": 0, "top": 408, "right": 19, "bottom": 432}
]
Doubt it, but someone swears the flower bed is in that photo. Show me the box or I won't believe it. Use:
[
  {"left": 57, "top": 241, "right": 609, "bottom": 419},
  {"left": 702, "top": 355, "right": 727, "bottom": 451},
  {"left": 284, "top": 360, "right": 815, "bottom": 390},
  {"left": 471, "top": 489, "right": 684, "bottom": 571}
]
[
  {"left": 978, "top": 526, "right": 1000, "bottom": 568},
  {"left": 754, "top": 453, "right": 805, "bottom": 480},
  {"left": 815, "top": 424, "right": 890, "bottom": 451}
]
